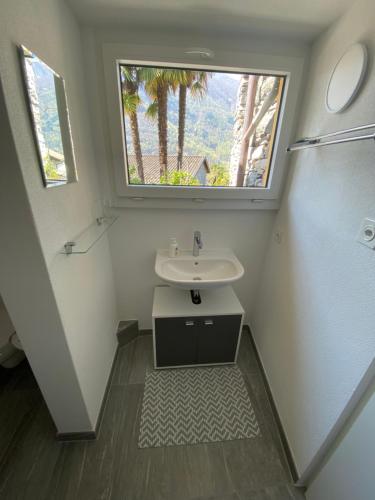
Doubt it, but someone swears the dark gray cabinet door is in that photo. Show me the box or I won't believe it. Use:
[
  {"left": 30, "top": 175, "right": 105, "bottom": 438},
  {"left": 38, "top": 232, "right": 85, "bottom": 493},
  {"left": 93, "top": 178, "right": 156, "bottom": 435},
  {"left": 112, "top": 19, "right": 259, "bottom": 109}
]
[
  {"left": 155, "top": 315, "right": 242, "bottom": 367},
  {"left": 155, "top": 317, "right": 198, "bottom": 367},
  {"left": 196, "top": 315, "right": 241, "bottom": 364}
]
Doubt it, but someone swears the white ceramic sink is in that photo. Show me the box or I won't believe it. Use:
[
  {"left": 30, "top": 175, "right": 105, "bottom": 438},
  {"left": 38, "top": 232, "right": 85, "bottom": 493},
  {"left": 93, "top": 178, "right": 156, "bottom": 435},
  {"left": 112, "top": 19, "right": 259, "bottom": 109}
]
[{"left": 155, "top": 249, "right": 244, "bottom": 289}]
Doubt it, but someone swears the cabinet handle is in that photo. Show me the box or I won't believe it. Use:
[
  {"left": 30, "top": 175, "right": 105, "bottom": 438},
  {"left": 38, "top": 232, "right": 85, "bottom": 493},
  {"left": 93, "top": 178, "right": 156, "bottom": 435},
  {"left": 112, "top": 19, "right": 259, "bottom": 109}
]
[
  {"left": 204, "top": 319, "right": 214, "bottom": 326},
  {"left": 185, "top": 320, "right": 195, "bottom": 326}
]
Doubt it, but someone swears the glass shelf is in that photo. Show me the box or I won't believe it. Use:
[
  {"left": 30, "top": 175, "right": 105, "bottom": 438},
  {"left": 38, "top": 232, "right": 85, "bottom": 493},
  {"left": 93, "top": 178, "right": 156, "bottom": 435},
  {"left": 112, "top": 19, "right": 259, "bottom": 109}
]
[{"left": 61, "top": 216, "right": 118, "bottom": 255}]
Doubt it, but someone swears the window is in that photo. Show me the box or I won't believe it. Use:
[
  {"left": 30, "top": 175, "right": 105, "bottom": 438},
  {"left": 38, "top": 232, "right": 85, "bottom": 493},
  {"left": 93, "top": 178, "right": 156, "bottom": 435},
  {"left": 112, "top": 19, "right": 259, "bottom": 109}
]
[{"left": 118, "top": 64, "right": 285, "bottom": 190}]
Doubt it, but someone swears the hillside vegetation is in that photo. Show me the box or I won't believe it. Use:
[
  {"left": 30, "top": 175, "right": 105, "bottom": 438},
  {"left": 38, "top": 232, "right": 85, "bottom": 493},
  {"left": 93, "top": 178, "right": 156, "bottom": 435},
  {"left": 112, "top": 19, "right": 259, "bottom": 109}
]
[{"left": 125, "top": 73, "right": 238, "bottom": 167}]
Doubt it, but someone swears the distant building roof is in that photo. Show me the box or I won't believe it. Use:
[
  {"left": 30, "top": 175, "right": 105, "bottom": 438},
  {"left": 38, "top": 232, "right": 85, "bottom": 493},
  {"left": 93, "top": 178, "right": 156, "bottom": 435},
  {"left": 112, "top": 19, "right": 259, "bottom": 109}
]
[{"left": 127, "top": 155, "right": 210, "bottom": 184}]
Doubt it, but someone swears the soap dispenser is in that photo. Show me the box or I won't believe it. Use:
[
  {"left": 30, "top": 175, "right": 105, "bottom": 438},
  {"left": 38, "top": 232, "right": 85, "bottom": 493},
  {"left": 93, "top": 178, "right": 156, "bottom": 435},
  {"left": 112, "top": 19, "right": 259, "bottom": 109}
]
[{"left": 169, "top": 237, "right": 179, "bottom": 257}]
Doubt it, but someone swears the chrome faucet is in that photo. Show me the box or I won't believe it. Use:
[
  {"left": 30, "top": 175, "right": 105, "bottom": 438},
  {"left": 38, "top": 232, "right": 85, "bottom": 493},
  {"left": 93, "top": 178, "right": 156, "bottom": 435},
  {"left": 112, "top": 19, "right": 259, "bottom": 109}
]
[{"left": 193, "top": 231, "right": 203, "bottom": 256}]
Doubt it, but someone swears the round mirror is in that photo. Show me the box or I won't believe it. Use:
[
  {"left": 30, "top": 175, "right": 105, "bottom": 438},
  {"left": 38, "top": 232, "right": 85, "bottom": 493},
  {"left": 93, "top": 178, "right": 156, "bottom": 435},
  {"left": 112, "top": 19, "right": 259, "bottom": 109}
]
[{"left": 326, "top": 43, "right": 367, "bottom": 113}]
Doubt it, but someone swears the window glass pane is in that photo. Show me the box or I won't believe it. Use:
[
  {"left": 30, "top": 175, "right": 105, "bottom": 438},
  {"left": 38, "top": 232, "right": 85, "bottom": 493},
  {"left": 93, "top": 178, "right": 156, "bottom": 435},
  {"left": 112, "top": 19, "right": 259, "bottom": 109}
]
[{"left": 119, "top": 65, "right": 285, "bottom": 188}]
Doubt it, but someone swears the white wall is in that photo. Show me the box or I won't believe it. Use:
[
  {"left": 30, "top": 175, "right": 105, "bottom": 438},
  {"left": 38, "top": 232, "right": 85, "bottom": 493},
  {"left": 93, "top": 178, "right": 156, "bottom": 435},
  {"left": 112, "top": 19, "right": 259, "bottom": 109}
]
[
  {"left": 307, "top": 377, "right": 375, "bottom": 500},
  {"left": 0, "top": 0, "right": 118, "bottom": 431},
  {"left": 81, "top": 27, "right": 308, "bottom": 327},
  {"left": 84, "top": 25, "right": 306, "bottom": 210},
  {"left": 251, "top": 0, "right": 375, "bottom": 478},
  {"left": 0, "top": 79, "right": 91, "bottom": 432},
  {"left": 108, "top": 209, "right": 275, "bottom": 328}
]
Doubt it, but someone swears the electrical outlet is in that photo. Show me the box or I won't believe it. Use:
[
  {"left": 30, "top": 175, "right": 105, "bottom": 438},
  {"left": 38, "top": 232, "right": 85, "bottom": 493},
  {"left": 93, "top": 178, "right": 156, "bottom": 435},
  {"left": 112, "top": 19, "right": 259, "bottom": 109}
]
[
  {"left": 274, "top": 229, "right": 283, "bottom": 244},
  {"left": 357, "top": 218, "right": 375, "bottom": 249}
]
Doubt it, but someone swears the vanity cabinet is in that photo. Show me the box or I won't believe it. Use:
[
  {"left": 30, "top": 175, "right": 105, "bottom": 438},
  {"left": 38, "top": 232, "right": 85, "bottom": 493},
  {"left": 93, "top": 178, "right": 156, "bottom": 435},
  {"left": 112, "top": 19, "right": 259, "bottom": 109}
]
[{"left": 152, "top": 286, "right": 244, "bottom": 369}]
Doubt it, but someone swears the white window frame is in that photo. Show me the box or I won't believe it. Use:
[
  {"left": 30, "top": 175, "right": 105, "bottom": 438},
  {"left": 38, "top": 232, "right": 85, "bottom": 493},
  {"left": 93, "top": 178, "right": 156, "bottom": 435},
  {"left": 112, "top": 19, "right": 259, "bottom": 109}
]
[{"left": 102, "top": 43, "right": 304, "bottom": 209}]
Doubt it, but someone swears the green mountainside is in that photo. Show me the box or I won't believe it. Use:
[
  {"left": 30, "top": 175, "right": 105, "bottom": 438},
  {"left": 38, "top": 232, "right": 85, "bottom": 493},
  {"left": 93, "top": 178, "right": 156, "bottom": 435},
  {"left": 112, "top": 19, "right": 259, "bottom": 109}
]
[
  {"left": 125, "top": 73, "right": 239, "bottom": 166},
  {"left": 33, "top": 63, "right": 64, "bottom": 154},
  {"left": 35, "top": 66, "right": 240, "bottom": 169}
]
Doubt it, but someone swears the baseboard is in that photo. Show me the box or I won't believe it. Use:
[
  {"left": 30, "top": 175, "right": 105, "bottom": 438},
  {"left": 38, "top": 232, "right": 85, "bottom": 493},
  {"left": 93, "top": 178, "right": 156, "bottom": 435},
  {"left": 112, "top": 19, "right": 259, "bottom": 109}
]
[
  {"left": 57, "top": 344, "right": 120, "bottom": 442},
  {"left": 139, "top": 328, "right": 152, "bottom": 336},
  {"left": 56, "top": 431, "right": 96, "bottom": 442},
  {"left": 57, "top": 319, "right": 149, "bottom": 443},
  {"left": 245, "top": 326, "right": 300, "bottom": 484},
  {"left": 94, "top": 344, "right": 120, "bottom": 437}
]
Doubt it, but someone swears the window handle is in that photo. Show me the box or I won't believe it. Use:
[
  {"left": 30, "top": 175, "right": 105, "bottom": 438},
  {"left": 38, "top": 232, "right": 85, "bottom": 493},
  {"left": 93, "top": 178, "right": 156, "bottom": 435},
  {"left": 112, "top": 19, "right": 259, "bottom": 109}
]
[
  {"left": 185, "top": 320, "right": 194, "bottom": 326},
  {"left": 204, "top": 319, "right": 214, "bottom": 326}
]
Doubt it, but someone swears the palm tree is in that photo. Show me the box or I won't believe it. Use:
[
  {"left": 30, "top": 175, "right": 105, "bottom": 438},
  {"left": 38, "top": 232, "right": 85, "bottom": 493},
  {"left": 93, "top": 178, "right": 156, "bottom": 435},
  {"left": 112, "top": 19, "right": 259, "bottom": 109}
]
[
  {"left": 121, "top": 67, "right": 144, "bottom": 183},
  {"left": 142, "top": 68, "right": 180, "bottom": 178},
  {"left": 176, "top": 71, "right": 208, "bottom": 170}
]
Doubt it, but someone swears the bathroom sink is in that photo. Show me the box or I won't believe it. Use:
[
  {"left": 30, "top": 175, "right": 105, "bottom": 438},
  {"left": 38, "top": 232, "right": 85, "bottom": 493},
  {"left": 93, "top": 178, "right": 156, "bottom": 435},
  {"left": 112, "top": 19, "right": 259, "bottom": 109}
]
[{"left": 155, "top": 249, "right": 244, "bottom": 289}]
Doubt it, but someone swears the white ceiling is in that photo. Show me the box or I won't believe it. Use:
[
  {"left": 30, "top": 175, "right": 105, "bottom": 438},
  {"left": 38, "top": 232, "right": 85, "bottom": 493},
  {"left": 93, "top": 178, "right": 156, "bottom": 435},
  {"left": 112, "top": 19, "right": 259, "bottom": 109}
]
[{"left": 67, "top": 0, "right": 353, "bottom": 42}]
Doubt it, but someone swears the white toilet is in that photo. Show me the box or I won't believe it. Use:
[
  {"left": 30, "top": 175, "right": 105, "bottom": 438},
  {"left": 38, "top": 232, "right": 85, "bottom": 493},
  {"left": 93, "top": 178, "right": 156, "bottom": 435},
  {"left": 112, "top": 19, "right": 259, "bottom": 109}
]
[{"left": 0, "top": 296, "right": 25, "bottom": 369}]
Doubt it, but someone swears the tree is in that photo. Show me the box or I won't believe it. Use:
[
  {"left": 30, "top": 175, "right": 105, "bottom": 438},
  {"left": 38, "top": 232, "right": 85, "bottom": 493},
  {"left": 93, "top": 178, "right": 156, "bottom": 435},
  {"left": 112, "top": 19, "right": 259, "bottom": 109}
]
[
  {"left": 121, "top": 67, "right": 144, "bottom": 183},
  {"left": 207, "top": 164, "right": 230, "bottom": 186},
  {"left": 160, "top": 170, "right": 200, "bottom": 186},
  {"left": 236, "top": 75, "right": 258, "bottom": 187},
  {"left": 44, "top": 154, "right": 61, "bottom": 180},
  {"left": 236, "top": 77, "right": 280, "bottom": 186},
  {"left": 143, "top": 68, "right": 180, "bottom": 178},
  {"left": 128, "top": 164, "right": 142, "bottom": 184},
  {"left": 176, "top": 71, "right": 208, "bottom": 170}
]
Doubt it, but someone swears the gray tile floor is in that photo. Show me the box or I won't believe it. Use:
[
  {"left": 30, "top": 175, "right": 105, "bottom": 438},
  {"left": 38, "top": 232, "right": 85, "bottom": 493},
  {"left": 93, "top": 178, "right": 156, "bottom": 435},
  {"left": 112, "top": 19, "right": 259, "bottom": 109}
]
[
  {"left": 0, "top": 360, "right": 42, "bottom": 468},
  {"left": 0, "top": 332, "right": 305, "bottom": 500}
]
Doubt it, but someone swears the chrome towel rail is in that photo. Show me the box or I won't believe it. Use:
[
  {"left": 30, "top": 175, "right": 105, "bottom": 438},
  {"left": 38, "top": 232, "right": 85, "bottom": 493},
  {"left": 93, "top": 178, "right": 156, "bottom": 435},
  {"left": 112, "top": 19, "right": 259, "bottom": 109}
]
[{"left": 287, "top": 123, "right": 375, "bottom": 152}]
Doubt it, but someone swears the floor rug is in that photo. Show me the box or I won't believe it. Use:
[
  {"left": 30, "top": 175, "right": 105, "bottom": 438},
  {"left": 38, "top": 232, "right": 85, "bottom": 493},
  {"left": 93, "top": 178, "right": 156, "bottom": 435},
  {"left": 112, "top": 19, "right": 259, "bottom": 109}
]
[{"left": 138, "top": 365, "right": 260, "bottom": 448}]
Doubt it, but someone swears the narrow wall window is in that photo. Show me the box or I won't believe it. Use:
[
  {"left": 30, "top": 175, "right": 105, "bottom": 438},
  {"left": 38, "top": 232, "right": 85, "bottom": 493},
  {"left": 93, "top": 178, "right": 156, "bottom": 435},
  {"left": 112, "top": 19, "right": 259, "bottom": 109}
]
[{"left": 118, "top": 64, "right": 285, "bottom": 189}]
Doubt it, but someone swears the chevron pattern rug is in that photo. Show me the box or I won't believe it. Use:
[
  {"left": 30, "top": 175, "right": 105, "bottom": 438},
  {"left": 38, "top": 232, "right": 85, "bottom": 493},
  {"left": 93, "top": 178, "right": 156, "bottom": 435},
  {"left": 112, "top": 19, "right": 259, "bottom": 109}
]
[{"left": 138, "top": 366, "right": 260, "bottom": 448}]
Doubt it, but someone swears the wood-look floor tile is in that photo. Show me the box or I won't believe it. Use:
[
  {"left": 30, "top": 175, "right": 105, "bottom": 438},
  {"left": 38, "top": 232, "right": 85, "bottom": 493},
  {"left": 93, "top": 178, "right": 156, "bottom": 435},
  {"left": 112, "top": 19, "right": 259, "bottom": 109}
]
[
  {"left": 128, "top": 335, "right": 153, "bottom": 384},
  {"left": 237, "top": 484, "right": 305, "bottom": 500},
  {"left": 114, "top": 444, "right": 169, "bottom": 500},
  {"left": 110, "top": 399, "right": 233, "bottom": 500},
  {"left": 191, "top": 493, "right": 239, "bottom": 500},
  {"left": 45, "top": 441, "right": 87, "bottom": 500},
  {"left": 111, "top": 341, "right": 136, "bottom": 386},
  {"left": 237, "top": 333, "right": 259, "bottom": 375},
  {"left": 78, "top": 385, "right": 143, "bottom": 500},
  {"left": 0, "top": 401, "right": 60, "bottom": 500},
  {"left": 163, "top": 442, "right": 231, "bottom": 500},
  {"left": 222, "top": 436, "right": 287, "bottom": 495},
  {"left": 237, "top": 331, "right": 294, "bottom": 480},
  {"left": 205, "top": 442, "right": 235, "bottom": 495},
  {"left": 112, "top": 335, "right": 153, "bottom": 386},
  {"left": 0, "top": 361, "right": 42, "bottom": 467},
  {"left": 0, "top": 330, "right": 305, "bottom": 500},
  {"left": 109, "top": 383, "right": 171, "bottom": 500},
  {"left": 241, "top": 368, "right": 293, "bottom": 480}
]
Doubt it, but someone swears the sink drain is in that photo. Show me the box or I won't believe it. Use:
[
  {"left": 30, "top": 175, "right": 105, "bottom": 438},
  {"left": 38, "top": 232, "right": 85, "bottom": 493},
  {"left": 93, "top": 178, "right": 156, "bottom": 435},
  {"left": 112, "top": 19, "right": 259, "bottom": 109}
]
[
  {"left": 190, "top": 289, "right": 202, "bottom": 305},
  {"left": 193, "top": 277, "right": 202, "bottom": 281}
]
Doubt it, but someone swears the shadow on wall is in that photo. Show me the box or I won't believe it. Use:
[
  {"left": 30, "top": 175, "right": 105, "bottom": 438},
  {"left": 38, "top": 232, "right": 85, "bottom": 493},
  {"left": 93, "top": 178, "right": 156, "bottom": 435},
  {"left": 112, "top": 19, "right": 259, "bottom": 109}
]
[
  {"left": 70, "top": 3, "right": 323, "bottom": 43},
  {"left": 0, "top": 294, "right": 25, "bottom": 369}
]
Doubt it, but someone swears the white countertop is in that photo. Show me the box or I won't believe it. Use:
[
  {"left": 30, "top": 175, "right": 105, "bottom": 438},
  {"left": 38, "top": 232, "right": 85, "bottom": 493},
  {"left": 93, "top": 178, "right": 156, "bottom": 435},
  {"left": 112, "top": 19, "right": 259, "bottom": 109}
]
[{"left": 152, "top": 285, "right": 244, "bottom": 318}]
